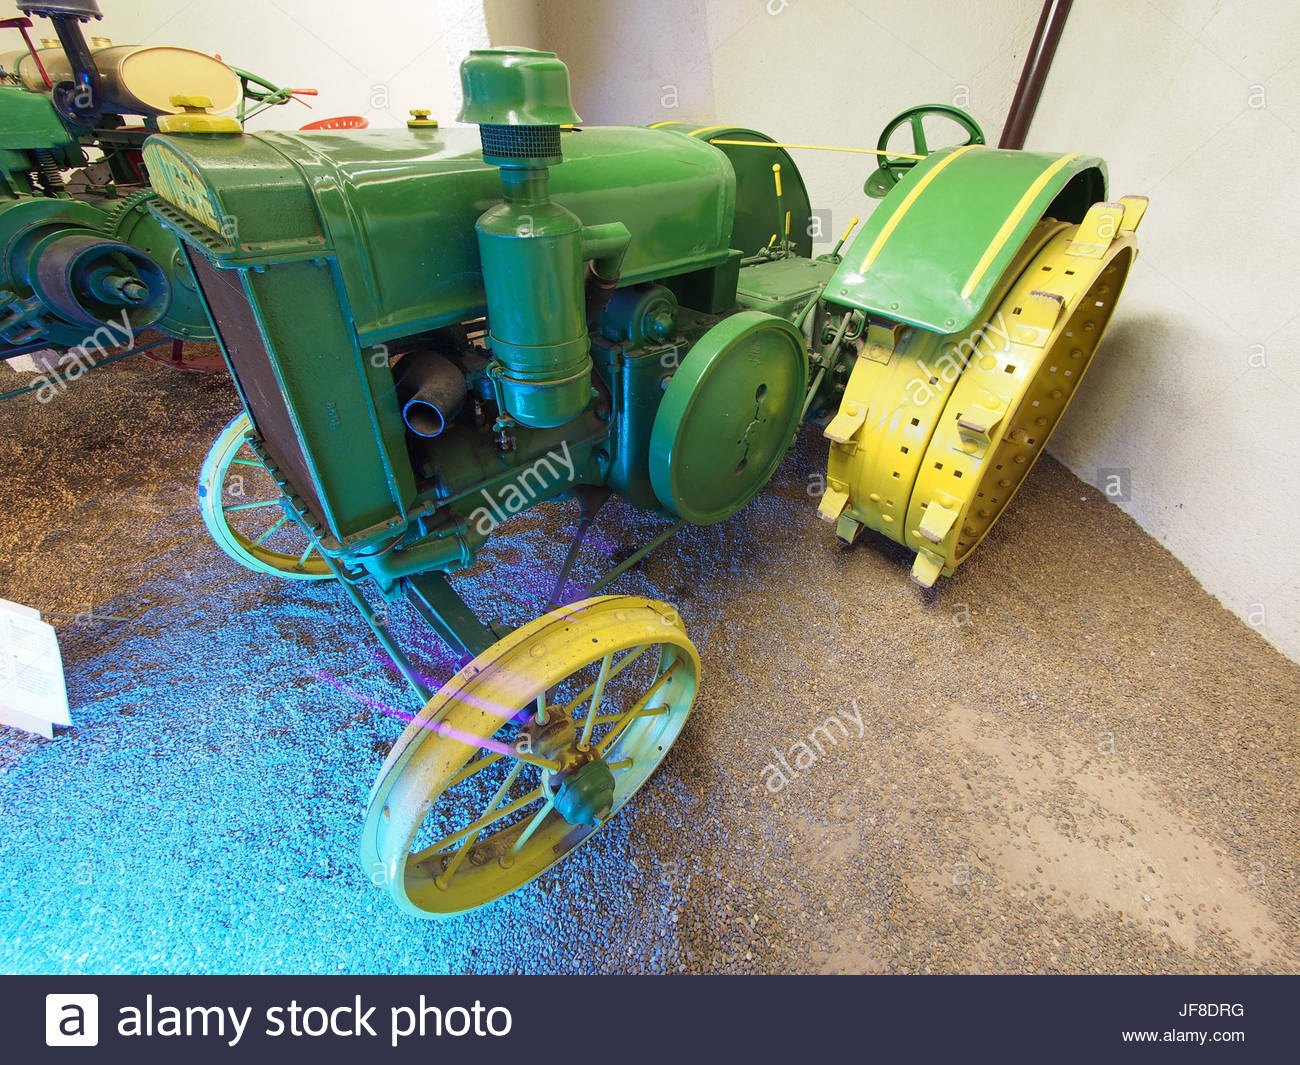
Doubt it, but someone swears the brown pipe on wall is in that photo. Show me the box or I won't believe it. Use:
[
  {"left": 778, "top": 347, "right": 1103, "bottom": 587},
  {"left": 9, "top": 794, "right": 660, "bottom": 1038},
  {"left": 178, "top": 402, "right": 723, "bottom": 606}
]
[{"left": 999, "top": 0, "right": 1073, "bottom": 150}]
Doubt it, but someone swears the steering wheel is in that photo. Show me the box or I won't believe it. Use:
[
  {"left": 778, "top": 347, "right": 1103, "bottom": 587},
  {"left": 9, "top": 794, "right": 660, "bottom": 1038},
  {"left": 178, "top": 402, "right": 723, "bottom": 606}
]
[{"left": 864, "top": 105, "right": 985, "bottom": 198}]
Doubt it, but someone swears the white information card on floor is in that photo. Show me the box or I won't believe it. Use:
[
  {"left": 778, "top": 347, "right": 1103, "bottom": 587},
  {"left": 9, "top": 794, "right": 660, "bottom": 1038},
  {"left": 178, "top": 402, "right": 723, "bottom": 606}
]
[{"left": 0, "top": 597, "right": 71, "bottom": 738}]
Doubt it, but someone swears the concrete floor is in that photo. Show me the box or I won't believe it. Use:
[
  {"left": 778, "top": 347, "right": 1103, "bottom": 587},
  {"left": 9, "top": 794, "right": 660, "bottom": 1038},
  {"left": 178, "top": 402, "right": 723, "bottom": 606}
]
[{"left": 1, "top": 346, "right": 1297, "bottom": 974}]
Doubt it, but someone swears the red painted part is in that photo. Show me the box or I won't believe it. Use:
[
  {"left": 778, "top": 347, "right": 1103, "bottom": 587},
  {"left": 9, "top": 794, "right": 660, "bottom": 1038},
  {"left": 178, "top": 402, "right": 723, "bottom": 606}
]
[
  {"left": 0, "top": 17, "right": 52, "bottom": 88},
  {"left": 299, "top": 115, "right": 369, "bottom": 130},
  {"left": 141, "top": 339, "right": 227, "bottom": 375}
]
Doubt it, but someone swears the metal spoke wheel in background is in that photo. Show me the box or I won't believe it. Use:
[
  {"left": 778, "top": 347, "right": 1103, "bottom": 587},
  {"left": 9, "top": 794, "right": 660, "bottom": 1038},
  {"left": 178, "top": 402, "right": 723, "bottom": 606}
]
[
  {"left": 361, "top": 595, "right": 700, "bottom": 917},
  {"left": 198, "top": 412, "right": 333, "bottom": 580}
]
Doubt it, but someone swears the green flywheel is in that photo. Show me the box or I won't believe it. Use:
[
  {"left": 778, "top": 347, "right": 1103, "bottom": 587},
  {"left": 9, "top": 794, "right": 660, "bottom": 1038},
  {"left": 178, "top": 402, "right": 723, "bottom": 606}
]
[{"left": 649, "top": 310, "right": 807, "bottom": 525}]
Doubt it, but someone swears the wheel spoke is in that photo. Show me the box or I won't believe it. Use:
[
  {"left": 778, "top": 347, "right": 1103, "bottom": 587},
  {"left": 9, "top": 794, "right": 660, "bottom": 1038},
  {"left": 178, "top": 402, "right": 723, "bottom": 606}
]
[
  {"left": 509, "top": 796, "right": 554, "bottom": 857},
  {"left": 297, "top": 543, "right": 316, "bottom": 566},
  {"left": 435, "top": 761, "right": 523, "bottom": 887},
  {"left": 254, "top": 515, "right": 289, "bottom": 546},
  {"left": 419, "top": 717, "right": 562, "bottom": 772},
  {"left": 594, "top": 660, "right": 682, "bottom": 757},
  {"left": 446, "top": 750, "right": 505, "bottom": 789},
  {"left": 223, "top": 498, "right": 283, "bottom": 513},
  {"left": 229, "top": 458, "right": 262, "bottom": 467},
  {"left": 577, "top": 652, "right": 614, "bottom": 751},
  {"left": 557, "top": 644, "right": 650, "bottom": 719},
  {"left": 910, "top": 112, "right": 929, "bottom": 155},
  {"left": 586, "top": 705, "right": 670, "bottom": 727},
  {"left": 416, "top": 785, "right": 545, "bottom": 862}
]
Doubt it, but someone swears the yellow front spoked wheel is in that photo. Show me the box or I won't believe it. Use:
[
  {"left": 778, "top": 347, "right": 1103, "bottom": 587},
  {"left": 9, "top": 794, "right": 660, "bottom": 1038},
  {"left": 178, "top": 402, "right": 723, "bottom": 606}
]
[
  {"left": 820, "top": 195, "right": 1147, "bottom": 585},
  {"left": 197, "top": 412, "right": 333, "bottom": 580},
  {"left": 360, "top": 595, "right": 700, "bottom": 918}
]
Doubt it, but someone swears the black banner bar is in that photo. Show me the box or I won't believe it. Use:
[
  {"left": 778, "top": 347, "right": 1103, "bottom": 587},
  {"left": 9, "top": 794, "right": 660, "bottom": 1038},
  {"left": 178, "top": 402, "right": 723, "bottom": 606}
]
[{"left": 6, "top": 975, "right": 1292, "bottom": 1062}]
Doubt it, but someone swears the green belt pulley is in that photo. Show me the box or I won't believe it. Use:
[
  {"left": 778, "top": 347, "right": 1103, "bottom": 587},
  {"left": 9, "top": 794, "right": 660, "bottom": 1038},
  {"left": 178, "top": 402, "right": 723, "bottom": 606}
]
[
  {"left": 100, "top": 189, "right": 215, "bottom": 342},
  {"left": 650, "top": 310, "right": 807, "bottom": 525},
  {"left": 0, "top": 188, "right": 214, "bottom": 348}
]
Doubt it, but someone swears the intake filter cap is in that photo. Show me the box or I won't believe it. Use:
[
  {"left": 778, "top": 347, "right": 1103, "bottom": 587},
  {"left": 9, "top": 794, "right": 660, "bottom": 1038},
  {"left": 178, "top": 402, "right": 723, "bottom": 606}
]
[
  {"left": 458, "top": 47, "right": 580, "bottom": 167},
  {"left": 650, "top": 311, "right": 807, "bottom": 525}
]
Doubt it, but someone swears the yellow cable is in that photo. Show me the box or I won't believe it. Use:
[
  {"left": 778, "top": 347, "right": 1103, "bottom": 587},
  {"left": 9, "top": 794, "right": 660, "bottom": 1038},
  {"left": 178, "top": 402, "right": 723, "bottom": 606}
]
[{"left": 711, "top": 138, "right": 925, "bottom": 161}]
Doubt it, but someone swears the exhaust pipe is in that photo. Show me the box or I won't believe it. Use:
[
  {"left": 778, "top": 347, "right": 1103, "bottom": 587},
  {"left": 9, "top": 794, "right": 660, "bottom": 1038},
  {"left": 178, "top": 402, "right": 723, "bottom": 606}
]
[{"left": 397, "top": 350, "right": 467, "bottom": 438}]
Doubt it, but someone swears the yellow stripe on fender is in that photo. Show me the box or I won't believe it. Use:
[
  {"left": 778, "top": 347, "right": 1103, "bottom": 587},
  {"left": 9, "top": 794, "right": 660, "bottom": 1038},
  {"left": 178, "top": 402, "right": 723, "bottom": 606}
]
[
  {"left": 859, "top": 145, "right": 982, "bottom": 273},
  {"left": 959, "top": 152, "right": 1083, "bottom": 299}
]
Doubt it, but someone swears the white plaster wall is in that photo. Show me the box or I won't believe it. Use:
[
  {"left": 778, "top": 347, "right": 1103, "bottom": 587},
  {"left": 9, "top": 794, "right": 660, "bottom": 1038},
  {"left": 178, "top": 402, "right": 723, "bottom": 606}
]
[
  {"left": 5, "top": 0, "right": 486, "bottom": 130},
  {"left": 533, "top": 0, "right": 1300, "bottom": 662},
  {"left": 1029, "top": 0, "right": 1300, "bottom": 662},
  {"left": 535, "top": 0, "right": 1041, "bottom": 254}
]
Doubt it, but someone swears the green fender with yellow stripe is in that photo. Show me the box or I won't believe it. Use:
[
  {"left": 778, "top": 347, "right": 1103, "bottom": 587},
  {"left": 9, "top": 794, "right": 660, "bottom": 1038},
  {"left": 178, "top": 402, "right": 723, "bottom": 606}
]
[{"left": 826, "top": 146, "right": 1107, "bottom": 333}]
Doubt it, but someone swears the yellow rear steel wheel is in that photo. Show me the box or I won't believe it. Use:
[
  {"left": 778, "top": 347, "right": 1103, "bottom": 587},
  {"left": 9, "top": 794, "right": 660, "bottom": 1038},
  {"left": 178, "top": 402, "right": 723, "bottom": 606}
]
[
  {"left": 906, "top": 224, "right": 1137, "bottom": 580},
  {"left": 819, "top": 196, "right": 1146, "bottom": 585},
  {"left": 360, "top": 595, "right": 700, "bottom": 917}
]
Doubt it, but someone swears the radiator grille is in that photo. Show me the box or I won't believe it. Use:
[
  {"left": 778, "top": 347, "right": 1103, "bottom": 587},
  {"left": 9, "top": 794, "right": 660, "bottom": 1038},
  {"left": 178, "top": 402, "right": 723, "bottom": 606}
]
[{"left": 186, "top": 250, "right": 329, "bottom": 530}]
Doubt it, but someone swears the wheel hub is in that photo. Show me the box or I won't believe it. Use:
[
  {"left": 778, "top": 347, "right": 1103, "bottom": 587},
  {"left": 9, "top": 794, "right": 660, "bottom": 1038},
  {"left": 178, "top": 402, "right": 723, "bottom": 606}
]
[
  {"left": 552, "top": 759, "right": 615, "bottom": 827},
  {"left": 522, "top": 713, "right": 615, "bottom": 826}
]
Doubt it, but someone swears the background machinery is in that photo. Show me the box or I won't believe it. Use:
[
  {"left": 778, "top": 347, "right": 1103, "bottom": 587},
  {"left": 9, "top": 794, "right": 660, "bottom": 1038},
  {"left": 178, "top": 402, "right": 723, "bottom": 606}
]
[
  {"left": 143, "top": 47, "right": 1144, "bottom": 917},
  {"left": 0, "top": 1, "right": 311, "bottom": 369}
]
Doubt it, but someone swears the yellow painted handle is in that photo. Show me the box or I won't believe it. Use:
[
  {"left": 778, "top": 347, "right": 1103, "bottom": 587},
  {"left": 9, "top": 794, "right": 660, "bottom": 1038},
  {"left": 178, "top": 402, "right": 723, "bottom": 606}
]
[{"left": 772, "top": 163, "right": 782, "bottom": 198}]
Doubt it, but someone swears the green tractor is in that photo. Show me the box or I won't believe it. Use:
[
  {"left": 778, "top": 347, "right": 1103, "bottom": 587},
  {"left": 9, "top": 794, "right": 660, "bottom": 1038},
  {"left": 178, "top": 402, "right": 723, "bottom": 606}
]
[{"left": 145, "top": 47, "right": 1145, "bottom": 916}]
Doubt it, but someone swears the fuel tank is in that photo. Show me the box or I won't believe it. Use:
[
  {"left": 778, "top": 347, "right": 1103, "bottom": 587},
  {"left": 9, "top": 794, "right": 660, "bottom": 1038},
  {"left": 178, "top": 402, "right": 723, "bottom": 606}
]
[{"left": 143, "top": 123, "right": 740, "bottom": 348}]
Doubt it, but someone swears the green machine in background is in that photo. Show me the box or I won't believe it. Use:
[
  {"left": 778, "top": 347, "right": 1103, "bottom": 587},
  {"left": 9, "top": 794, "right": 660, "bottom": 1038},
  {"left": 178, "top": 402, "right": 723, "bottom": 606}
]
[
  {"left": 147, "top": 47, "right": 1146, "bottom": 917},
  {"left": 0, "top": 79, "right": 211, "bottom": 353},
  {"left": 0, "top": 1, "right": 311, "bottom": 361}
]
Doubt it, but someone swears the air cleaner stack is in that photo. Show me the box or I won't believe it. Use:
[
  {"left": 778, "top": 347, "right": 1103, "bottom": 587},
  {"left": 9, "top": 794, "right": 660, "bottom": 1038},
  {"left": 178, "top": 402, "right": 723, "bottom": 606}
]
[{"left": 460, "top": 48, "right": 630, "bottom": 429}]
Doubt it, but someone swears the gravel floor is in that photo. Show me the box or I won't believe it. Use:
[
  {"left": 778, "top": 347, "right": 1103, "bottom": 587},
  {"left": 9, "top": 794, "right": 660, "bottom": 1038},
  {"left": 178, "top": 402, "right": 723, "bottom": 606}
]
[{"left": 1, "top": 345, "right": 1297, "bottom": 975}]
